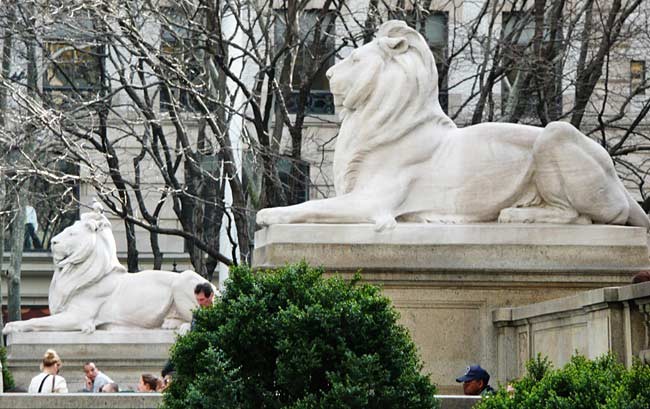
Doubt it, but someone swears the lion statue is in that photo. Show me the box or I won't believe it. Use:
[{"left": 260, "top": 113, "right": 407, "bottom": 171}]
[
  {"left": 256, "top": 20, "right": 649, "bottom": 230},
  {"left": 3, "top": 205, "right": 217, "bottom": 334}
]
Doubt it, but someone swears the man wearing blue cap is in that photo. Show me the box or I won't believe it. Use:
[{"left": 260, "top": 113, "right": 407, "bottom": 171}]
[{"left": 455, "top": 365, "right": 495, "bottom": 396}]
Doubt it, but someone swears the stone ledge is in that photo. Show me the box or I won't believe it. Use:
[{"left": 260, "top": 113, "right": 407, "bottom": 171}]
[
  {"left": 0, "top": 393, "right": 162, "bottom": 409},
  {"left": 254, "top": 223, "right": 650, "bottom": 273},
  {"left": 255, "top": 223, "right": 648, "bottom": 246},
  {"left": 7, "top": 330, "right": 177, "bottom": 345},
  {"left": 0, "top": 393, "right": 479, "bottom": 409},
  {"left": 493, "top": 281, "right": 650, "bottom": 324}
]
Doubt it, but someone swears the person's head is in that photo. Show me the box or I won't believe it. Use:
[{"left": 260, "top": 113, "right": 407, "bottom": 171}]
[
  {"left": 138, "top": 373, "right": 158, "bottom": 392},
  {"left": 194, "top": 282, "right": 214, "bottom": 308},
  {"left": 160, "top": 372, "right": 174, "bottom": 391},
  {"left": 633, "top": 271, "right": 650, "bottom": 283},
  {"left": 41, "top": 349, "right": 62, "bottom": 373},
  {"left": 456, "top": 365, "right": 490, "bottom": 396},
  {"left": 161, "top": 360, "right": 174, "bottom": 378},
  {"left": 83, "top": 362, "right": 99, "bottom": 381},
  {"left": 100, "top": 382, "right": 119, "bottom": 393}
]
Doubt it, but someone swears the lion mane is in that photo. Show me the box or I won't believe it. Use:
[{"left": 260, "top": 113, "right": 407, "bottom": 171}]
[
  {"left": 333, "top": 20, "right": 455, "bottom": 195},
  {"left": 49, "top": 211, "right": 126, "bottom": 314}
]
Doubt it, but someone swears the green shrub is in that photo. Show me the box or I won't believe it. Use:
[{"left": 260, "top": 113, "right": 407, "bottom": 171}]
[
  {"left": 0, "top": 346, "right": 15, "bottom": 391},
  {"left": 475, "top": 353, "right": 650, "bottom": 409},
  {"left": 162, "top": 262, "right": 438, "bottom": 409}
]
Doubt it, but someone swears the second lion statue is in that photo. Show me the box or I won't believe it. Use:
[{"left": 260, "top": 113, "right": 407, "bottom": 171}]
[
  {"left": 256, "top": 20, "right": 649, "bottom": 230},
  {"left": 2, "top": 206, "right": 216, "bottom": 334}
]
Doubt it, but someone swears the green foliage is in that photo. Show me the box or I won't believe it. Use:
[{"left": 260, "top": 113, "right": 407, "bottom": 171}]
[
  {"left": 475, "top": 354, "right": 650, "bottom": 409},
  {"left": 162, "top": 262, "right": 438, "bottom": 409},
  {"left": 0, "top": 346, "right": 15, "bottom": 391}
]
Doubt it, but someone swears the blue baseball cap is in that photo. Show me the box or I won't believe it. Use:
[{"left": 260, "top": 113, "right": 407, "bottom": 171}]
[{"left": 456, "top": 365, "right": 490, "bottom": 383}]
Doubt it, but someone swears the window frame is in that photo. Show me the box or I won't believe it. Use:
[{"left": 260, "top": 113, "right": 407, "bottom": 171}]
[{"left": 42, "top": 39, "right": 106, "bottom": 108}]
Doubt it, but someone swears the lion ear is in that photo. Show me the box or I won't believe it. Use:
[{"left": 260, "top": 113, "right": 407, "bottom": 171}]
[{"left": 379, "top": 37, "right": 408, "bottom": 55}]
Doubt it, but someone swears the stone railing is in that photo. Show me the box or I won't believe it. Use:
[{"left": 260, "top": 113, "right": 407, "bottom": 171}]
[
  {"left": 493, "top": 280, "right": 650, "bottom": 382},
  {"left": 0, "top": 393, "right": 481, "bottom": 409}
]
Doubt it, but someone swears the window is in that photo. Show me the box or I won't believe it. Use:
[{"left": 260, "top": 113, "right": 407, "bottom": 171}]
[
  {"left": 274, "top": 10, "right": 336, "bottom": 115},
  {"left": 631, "top": 60, "right": 646, "bottom": 95},
  {"left": 159, "top": 7, "right": 205, "bottom": 112},
  {"left": 43, "top": 41, "right": 104, "bottom": 108}
]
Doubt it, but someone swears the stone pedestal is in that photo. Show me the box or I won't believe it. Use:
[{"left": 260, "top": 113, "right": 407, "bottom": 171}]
[
  {"left": 253, "top": 223, "right": 650, "bottom": 394},
  {"left": 6, "top": 330, "right": 176, "bottom": 392}
]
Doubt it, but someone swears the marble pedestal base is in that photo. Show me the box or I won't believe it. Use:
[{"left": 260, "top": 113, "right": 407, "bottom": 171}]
[
  {"left": 253, "top": 223, "right": 650, "bottom": 393},
  {"left": 6, "top": 330, "right": 176, "bottom": 392}
]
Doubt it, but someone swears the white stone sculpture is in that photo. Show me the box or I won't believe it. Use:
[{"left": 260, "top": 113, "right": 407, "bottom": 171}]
[
  {"left": 2, "top": 205, "right": 216, "bottom": 334},
  {"left": 256, "top": 20, "right": 650, "bottom": 230}
]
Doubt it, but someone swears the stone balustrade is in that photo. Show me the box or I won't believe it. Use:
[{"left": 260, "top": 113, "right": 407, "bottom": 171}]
[{"left": 493, "top": 280, "right": 650, "bottom": 381}]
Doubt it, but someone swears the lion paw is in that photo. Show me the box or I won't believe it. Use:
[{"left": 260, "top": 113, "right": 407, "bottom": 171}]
[
  {"left": 80, "top": 321, "right": 96, "bottom": 334},
  {"left": 256, "top": 208, "right": 288, "bottom": 226},
  {"left": 2, "top": 322, "right": 23, "bottom": 335},
  {"left": 374, "top": 215, "right": 397, "bottom": 232},
  {"left": 162, "top": 318, "right": 184, "bottom": 330},
  {"left": 176, "top": 323, "right": 191, "bottom": 335},
  {"left": 256, "top": 209, "right": 272, "bottom": 226}
]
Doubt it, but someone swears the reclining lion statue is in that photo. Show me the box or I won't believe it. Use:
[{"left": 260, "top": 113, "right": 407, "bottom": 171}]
[
  {"left": 3, "top": 205, "right": 216, "bottom": 334},
  {"left": 257, "top": 20, "right": 649, "bottom": 230}
]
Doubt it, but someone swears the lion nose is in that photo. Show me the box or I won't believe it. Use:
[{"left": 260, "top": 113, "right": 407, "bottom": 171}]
[{"left": 326, "top": 66, "right": 334, "bottom": 79}]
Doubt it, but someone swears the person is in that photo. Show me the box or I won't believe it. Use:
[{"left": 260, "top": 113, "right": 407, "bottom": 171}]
[
  {"left": 160, "top": 360, "right": 175, "bottom": 392},
  {"left": 161, "top": 282, "right": 216, "bottom": 377},
  {"left": 99, "top": 382, "right": 120, "bottom": 393},
  {"left": 83, "top": 362, "right": 114, "bottom": 392},
  {"left": 455, "top": 365, "right": 494, "bottom": 396},
  {"left": 194, "top": 282, "right": 215, "bottom": 308},
  {"left": 633, "top": 271, "right": 650, "bottom": 283},
  {"left": 23, "top": 205, "right": 42, "bottom": 250},
  {"left": 28, "top": 349, "right": 68, "bottom": 393},
  {"left": 159, "top": 372, "right": 173, "bottom": 392},
  {"left": 191, "top": 282, "right": 215, "bottom": 330},
  {"left": 137, "top": 373, "right": 159, "bottom": 392}
]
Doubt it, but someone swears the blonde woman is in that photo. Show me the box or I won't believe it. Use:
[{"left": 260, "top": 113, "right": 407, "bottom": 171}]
[{"left": 28, "top": 349, "right": 68, "bottom": 393}]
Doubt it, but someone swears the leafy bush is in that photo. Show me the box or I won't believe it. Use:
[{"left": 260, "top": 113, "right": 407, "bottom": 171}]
[
  {"left": 0, "top": 346, "right": 15, "bottom": 391},
  {"left": 476, "top": 353, "right": 650, "bottom": 409},
  {"left": 162, "top": 262, "right": 438, "bottom": 409}
]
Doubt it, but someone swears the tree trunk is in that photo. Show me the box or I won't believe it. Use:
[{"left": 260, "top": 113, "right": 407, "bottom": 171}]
[
  {"left": 0, "top": 204, "right": 6, "bottom": 344},
  {"left": 8, "top": 202, "right": 24, "bottom": 322}
]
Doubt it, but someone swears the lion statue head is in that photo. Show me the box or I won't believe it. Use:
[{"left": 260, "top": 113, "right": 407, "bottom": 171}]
[
  {"left": 49, "top": 205, "right": 126, "bottom": 314},
  {"left": 327, "top": 20, "right": 456, "bottom": 195}
]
